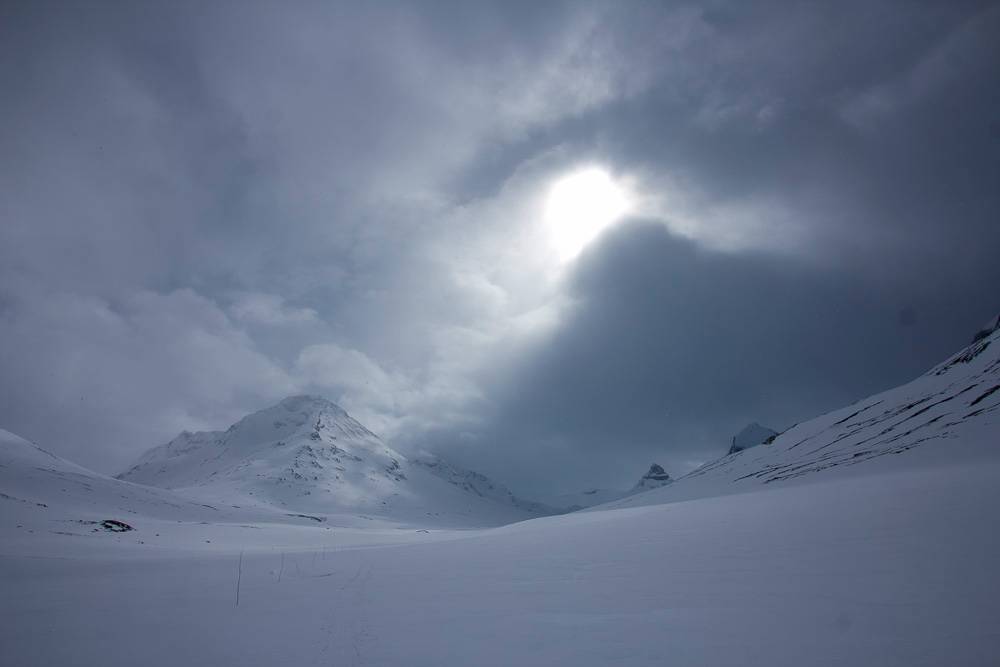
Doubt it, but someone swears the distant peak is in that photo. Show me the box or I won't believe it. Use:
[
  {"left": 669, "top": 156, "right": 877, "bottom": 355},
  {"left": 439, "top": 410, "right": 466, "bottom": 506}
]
[
  {"left": 279, "top": 394, "right": 338, "bottom": 408},
  {"left": 729, "top": 422, "right": 779, "bottom": 455},
  {"left": 643, "top": 463, "right": 670, "bottom": 480},
  {"left": 737, "top": 422, "right": 771, "bottom": 436},
  {"left": 972, "top": 313, "right": 1000, "bottom": 344},
  {"left": 631, "top": 463, "right": 673, "bottom": 492},
  {"left": 270, "top": 395, "right": 349, "bottom": 417}
]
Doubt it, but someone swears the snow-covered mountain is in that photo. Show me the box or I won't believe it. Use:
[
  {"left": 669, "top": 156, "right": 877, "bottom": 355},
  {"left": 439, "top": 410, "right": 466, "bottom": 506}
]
[
  {"left": 600, "top": 314, "right": 1000, "bottom": 510},
  {"left": 630, "top": 463, "right": 673, "bottom": 492},
  {"left": 727, "top": 422, "right": 778, "bottom": 455},
  {"left": 118, "top": 395, "right": 549, "bottom": 527}
]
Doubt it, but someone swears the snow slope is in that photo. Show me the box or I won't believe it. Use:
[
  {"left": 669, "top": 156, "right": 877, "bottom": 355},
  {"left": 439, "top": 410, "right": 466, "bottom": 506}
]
[
  {"left": 600, "top": 318, "right": 1000, "bottom": 510},
  {"left": 0, "top": 427, "right": 247, "bottom": 526},
  {"left": 118, "top": 395, "right": 546, "bottom": 527}
]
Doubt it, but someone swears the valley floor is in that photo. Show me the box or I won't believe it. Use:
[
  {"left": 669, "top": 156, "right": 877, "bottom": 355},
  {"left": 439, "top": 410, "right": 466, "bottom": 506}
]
[{"left": 3, "top": 453, "right": 999, "bottom": 667}]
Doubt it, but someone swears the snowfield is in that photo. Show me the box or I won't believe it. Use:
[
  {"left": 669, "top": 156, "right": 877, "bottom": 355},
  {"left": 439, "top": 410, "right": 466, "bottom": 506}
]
[
  {"left": 1, "top": 323, "right": 998, "bottom": 666},
  {"left": 3, "top": 457, "right": 998, "bottom": 666}
]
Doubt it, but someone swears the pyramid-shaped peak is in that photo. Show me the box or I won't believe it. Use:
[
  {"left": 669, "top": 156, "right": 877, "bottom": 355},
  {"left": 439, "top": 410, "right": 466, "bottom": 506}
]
[
  {"left": 630, "top": 463, "right": 673, "bottom": 492},
  {"left": 244, "top": 394, "right": 372, "bottom": 440},
  {"left": 643, "top": 463, "right": 671, "bottom": 481}
]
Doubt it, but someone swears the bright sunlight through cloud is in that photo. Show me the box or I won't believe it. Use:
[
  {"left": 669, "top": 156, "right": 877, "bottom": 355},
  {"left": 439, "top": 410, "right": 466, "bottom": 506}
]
[{"left": 544, "top": 167, "right": 631, "bottom": 262}]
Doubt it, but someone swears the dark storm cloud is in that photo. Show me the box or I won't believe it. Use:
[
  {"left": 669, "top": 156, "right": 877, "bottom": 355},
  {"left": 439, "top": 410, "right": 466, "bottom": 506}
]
[
  {"left": 426, "top": 219, "right": 1000, "bottom": 494},
  {"left": 409, "top": 1, "right": 1000, "bottom": 494},
  {"left": 0, "top": 1, "right": 998, "bottom": 493}
]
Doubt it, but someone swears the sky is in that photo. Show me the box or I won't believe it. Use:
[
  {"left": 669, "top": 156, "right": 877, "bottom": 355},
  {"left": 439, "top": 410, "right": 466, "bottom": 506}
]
[{"left": 1, "top": 0, "right": 999, "bottom": 496}]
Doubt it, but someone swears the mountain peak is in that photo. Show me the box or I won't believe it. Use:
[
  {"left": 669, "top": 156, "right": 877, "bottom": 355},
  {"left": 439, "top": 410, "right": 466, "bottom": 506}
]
[
  {"left": 116, "top": 397, "right": 550, "bottom": 526},
  {"left": 728, "top": 422, "right": 778, "bottom": 455},
  {"left": 643, "top": 463, "right": 670, "bottom": 481},
  {"left": 276, "top": 394, "right": 345, "bottom": 413},
  {"left": 632, "top": 463, "right": 673, "bottom": 492},
  {"left": 972, "top": 313, "right": 1000, "bottom": 344}
]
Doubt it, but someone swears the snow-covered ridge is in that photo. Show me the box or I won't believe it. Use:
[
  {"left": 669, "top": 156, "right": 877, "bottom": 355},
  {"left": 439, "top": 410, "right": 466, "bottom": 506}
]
[
  {"left": 0, "top": 427, "right": 267, "bottom": 528},
  {"left": 0, "top": 427, "right": 94, "bottom": 476},
  {"left": 600, "top": 314, "right": 1000, "bottom": 509}
]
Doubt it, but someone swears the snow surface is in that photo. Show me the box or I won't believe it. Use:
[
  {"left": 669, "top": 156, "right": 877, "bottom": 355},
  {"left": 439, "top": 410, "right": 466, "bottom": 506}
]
[
  {"left": 3, "top": 452, "right": 998, "bottom": 666},
  {"left": 1, "top": 326, "right": 999, "bottom": 665}
]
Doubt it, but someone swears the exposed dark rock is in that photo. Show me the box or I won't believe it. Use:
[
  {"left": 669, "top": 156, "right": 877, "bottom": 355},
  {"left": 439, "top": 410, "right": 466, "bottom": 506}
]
[
  {"left": 100, "top": 519, "right": 133, "bottom": 532},
  {"left": 642, "top": 463, "right": 671, "bottom": 482},
  {"left": 631, "top": 463, "right": 673, "bottom": 492}
]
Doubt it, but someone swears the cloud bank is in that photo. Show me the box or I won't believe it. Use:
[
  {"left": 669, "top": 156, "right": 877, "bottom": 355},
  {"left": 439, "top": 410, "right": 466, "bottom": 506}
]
[{"left": 1, "top": 1, "right": 998, "bottom": 495}]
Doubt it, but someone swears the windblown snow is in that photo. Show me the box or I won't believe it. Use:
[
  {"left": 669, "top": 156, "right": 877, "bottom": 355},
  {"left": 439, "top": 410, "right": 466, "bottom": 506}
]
[{"left": 2, "top": 321, "right": 999, "bottom": 666}]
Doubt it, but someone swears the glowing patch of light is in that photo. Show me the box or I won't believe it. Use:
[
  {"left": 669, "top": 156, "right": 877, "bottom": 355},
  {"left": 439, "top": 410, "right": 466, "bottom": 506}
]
[{"left": 544, "top": 167, "right": 630, "bottom": 262}]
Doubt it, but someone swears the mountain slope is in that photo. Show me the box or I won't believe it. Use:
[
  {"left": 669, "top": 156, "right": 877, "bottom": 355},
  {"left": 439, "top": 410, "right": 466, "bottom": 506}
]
[
  {"left": 600, "top": 317, "right": 1000, "bottom": 510},
  {"left": 118, "top": 395, "right": 549, "bottom": 527},
  {"left": 0, "top": 427, "right": 231, "bottom": 522},
  {"left": 0, "top": 427, "right": 315, "bottom": 553}
]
